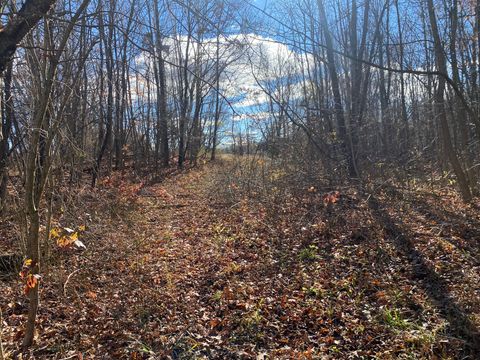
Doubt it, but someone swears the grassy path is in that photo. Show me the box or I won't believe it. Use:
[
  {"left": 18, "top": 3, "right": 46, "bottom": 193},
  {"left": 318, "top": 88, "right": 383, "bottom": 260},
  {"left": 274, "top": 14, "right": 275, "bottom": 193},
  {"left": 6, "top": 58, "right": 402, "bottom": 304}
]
[{"left": 1, "top": 161, "right": 479, "bottom": 359}]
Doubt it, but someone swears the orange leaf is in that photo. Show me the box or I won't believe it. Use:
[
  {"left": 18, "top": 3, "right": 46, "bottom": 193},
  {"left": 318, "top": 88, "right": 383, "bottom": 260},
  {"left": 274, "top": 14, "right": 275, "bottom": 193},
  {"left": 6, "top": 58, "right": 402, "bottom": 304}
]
[
  {"left": 209, "top": 319, "right": 221, "bottom": 329},
  {"left": 86, "top": 291, "right": 97, "bottom": 300},
  {"left": 24, "top": 274, "right": 40, "bottom": 294},
  {"left": 323, "top": 191, "right": 341, "bottom": 205}
]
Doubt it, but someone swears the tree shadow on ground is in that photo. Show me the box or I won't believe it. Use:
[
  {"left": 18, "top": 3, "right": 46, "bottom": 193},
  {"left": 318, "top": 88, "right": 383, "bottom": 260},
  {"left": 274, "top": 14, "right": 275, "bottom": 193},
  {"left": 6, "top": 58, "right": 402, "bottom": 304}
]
[
  {"left": 382, "top": 185, "right": 480, "bottom": 256},
  {"left": 365, "top": 191, "right": 480, "bottom": 357}
]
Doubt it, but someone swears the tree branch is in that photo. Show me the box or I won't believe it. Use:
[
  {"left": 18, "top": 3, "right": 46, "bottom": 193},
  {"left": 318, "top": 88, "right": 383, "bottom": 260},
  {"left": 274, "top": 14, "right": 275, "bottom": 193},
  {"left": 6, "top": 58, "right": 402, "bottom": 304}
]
[{"left": 0, "top": 0, "right": 57, "bottom": 74}]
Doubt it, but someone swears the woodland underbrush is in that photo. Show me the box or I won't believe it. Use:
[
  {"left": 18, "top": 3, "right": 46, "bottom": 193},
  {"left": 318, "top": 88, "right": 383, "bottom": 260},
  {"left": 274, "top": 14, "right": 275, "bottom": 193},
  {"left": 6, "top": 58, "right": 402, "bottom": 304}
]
[{"left": 205, "top": 155, "right": 480, "bottom": 358}]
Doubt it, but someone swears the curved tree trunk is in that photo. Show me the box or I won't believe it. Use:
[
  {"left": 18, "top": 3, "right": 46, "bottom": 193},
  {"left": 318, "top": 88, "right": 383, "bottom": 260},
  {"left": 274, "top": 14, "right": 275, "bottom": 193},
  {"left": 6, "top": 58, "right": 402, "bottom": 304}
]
[{"left": 0, "top": 0, "right": 56, "bottom": 74}]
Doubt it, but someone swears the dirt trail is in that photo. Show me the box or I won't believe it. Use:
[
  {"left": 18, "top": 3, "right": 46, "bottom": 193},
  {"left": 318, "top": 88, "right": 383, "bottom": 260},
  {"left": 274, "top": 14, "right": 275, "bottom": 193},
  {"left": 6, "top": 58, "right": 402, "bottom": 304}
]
[{"left": 86, "top": 166, "right": 220, "bottom": 358}]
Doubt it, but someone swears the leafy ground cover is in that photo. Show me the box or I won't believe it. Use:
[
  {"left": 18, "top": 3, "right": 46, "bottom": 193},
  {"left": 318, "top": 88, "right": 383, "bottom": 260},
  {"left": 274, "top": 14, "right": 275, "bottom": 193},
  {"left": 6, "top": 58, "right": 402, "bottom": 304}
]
[{"left": 1, "top": 159, "right": 479, "bottom": 359}]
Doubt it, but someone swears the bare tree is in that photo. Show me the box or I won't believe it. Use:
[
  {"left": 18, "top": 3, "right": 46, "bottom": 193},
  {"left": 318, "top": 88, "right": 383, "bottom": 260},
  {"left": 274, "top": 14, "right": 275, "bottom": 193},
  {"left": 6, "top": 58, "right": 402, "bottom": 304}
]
[{"left": 22, "top": 0, "right": 91, "bottom": 347}]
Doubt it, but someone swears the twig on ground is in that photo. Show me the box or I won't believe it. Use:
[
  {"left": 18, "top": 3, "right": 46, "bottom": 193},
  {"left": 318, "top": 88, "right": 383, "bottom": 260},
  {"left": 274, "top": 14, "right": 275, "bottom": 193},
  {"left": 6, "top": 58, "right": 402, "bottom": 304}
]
[{"left": 63, "top": 269, "right": 81, "bottom": 296}]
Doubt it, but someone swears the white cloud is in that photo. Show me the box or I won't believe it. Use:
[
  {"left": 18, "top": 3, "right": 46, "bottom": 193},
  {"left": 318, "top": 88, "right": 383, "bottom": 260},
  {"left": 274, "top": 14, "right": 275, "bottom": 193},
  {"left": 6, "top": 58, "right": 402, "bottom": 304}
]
[{"left": 130, "top": 33, "right": 312, "bottom": 111}]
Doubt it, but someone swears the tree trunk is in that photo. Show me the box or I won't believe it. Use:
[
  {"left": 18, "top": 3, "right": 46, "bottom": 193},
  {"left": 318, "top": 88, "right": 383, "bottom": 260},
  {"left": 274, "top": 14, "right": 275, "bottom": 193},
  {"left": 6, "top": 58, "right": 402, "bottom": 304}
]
[
  {"left": 211, "top": 33, "right": 221, "bottom": 161},
  {"left": 317, "top": 0, "right": 358, "bottom": 177},
  {"left": 0, "top": 61, "right": 13, "bottom": 213},
  {"left": 153, "top": 0, "right": 169, "bottom": 167},
  {"left": 427, "top": 0, "right": 472, "bottom": 202}
]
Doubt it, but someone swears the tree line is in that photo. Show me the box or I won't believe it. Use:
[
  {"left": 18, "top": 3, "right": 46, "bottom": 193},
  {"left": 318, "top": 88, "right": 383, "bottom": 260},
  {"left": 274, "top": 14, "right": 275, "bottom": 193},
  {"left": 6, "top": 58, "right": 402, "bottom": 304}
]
[{"left": 247, "top": 0, "right": 479, "bottom": 203}]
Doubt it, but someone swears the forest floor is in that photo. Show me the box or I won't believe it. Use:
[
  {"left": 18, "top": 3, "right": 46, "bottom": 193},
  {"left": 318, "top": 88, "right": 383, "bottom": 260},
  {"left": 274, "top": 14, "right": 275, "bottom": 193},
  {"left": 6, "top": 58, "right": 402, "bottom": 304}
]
[{"left": 1, "top": 158, "right": 480, "bottom": 359}]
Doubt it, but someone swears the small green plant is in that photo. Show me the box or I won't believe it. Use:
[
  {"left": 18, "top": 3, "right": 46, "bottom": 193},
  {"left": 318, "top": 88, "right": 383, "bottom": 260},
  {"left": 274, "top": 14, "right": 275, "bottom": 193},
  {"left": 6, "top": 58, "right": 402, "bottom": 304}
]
[
  {"left": 225, "top": 262, "right": 241, "bottom": 274},
  {"left": 405, "top": 330, "right": 436, "bottom": 350},
  {"left": 242, "top": 309, "right": 263, "bottom": 329},
  {"left": 383, "top": 307, "right": 411, "bottom": 329},
  {"left": 329, "top": 345, "right": 340, "bottom": 354},
  {"left": 299, "top": 245, "right": 318, "bottom": 261},
  {"left": 211, "top": 290, "right": 223, "bottom": 302},
  {"left": 135, "top": 340, "right": 155, "bottom": 356},
  {"left": 326, "top": 305, "right": 335, "bottom": 318},
  {"left": 355, "top": 324, "right": 365, "bottom": 334},
  {"left": 302, "top": 286, "right": 322, "bottom": 298}
]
